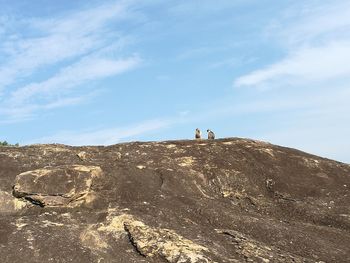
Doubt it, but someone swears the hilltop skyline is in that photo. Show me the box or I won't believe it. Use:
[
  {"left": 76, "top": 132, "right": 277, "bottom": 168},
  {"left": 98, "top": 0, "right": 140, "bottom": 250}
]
[{"left": 0, "top": 0, "right": 349, "bottom": 163}]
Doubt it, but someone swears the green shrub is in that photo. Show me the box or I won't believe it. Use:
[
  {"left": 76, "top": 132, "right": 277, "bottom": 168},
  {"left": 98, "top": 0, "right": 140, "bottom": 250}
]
[{"left": 0, "top": 141, "right": 19, "bottom": 146}]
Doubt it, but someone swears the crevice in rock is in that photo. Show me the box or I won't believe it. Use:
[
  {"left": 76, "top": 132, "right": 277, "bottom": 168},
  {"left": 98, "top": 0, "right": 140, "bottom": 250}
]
[
  {"left": 12, "top": 186, "right": 25, "bottom": 198},
  {"left": 24, "top": 196, "right": 45, "bottom": 207},
  {"left": 154, "top": 169, "right": 166, "bottom": 190},
  {"left": 123, "top": 223, "right": 147, "bottom": 258},
  {"left": 158, "top": 172, "right": 165, "bottom": 190},
  {"left": 274, "top": 192, "right": 301, "bottom": 202},
  {"left": 218, "top": 229, "right": 247, "bottom": 243},
  {"left": 12, "top": 189, "right": 72, "bottom": 208},
  {"left": 11, "top": 165, "right": 102, "bottom": 207}
]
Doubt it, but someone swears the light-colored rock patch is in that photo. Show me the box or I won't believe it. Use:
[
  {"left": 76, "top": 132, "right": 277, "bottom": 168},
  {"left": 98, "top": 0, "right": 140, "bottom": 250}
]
[
  {"left": 177, "top": 157, "right": 195, "bottom": 167},
  {"left": 124, "top": 219, "right": 210, "bottom": 263},
  {"left": 302, "top": 157, "right": 320, "bottom": 168},
  {"left": 98, "top": 214, "right": 135, "bottom": 237},
  {"left": 80, "top": 226, "right": 109, "bottom": 251},
  {"left": 97, "top": 213, "right": 211, "bottom": 262},
  {"left": 166, "top": 144, "right": 177, "bottom": 149},
  {"left": 41, "top": 220, "right": 65, "bottom": 227},
  {"left": 260, "top": 148, "right": 275, "bottom": 157},
  {"left": 77, "top": 151, "right": 88, "bottom": 161},
  {"left": 0, "top": 191, "right": 28, "bottom": 213},
  {"left": 13, "top": 165, "right": 102, "bottom": 207},
  {"left": 38, "top": 144, "right": 71, "bottom": 155}
]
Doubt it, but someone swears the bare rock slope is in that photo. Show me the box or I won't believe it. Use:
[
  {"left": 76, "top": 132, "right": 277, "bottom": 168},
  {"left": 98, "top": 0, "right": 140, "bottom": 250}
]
[{"left": 0, "top": 138, "right": 349, "bottom": 263}]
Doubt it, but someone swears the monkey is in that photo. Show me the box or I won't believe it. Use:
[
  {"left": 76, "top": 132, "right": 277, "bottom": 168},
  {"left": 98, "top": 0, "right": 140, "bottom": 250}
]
[
  {"left": 195, "top": 128, "right": 202, "bottom": 139},
  {"left": 207, "top": 129, "right": 215, "bottom": 140}
]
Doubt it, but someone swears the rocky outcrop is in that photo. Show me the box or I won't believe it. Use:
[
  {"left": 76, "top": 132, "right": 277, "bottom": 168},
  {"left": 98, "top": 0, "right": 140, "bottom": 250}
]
[
  {"left": 0, "top": 138, "right": 349, "bottom": 262},
  {"left": 123, "top": 217, "right": 210, "bottom": 262},
  {"left": 87, "top": 213, "right": 211, "bottom": 262},
  {"left": 12, "top": 165, "right": 102, "bottom": 207}
]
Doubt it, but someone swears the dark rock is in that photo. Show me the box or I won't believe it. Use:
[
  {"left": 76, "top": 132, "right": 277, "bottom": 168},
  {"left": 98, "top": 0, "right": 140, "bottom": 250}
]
[
  {"left": 12, "top": 165, "right": 102, "bottom": 207},
  {"left": 0, "top": 138, "right": 349, "bottom": 262}
]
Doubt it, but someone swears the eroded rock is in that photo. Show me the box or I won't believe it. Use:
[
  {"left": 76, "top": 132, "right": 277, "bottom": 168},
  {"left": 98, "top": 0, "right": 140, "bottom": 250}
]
[
  {"left": 124, "top": 221, "right": 211, "bottom": 262},
  {"left": 96, "top": 213, "right": 211, "bottom": 263},
  {"left": 0, "top": 138, "right": 349, "bottom": 263},
  {"left": 12, "top": 165, "right": 102, "bottom": 207},
  {"left": 216, "top": 229, "right": 307, "bottom": 263},
  {"left": 0, "top": 190, "right": 27, "bottom": 213},
  {"left": 77, "top": 151, "right": 88, "bottom": 161}
]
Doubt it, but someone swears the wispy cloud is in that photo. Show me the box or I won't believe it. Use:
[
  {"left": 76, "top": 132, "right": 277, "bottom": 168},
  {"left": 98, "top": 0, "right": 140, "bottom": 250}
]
[
  {"left": 0, "top": 2, "right": 128, "bottom": 88},
  {"left": 0, "top": 1, "right": 141, "bottom": 121},
  {"left": 0, "top": 91, "right": 97, "bottom": 120},
  {"left": 228, "top": 1, "right": 350, "bottom": 162},
  {"left": 26, "top": 108, "right": 199, "bottom": 145},
  {"left": 235, "top": 1, "right": 350, "bottom": 88},
  {"left": 9, "top": 54, "right": 141, "bottom": 105},
  {"left": 234, "top": 41, "right": 350, "bottom": 87},
  {"left": 28, "top": 119, "right": 171, "bottom": 146},
  {"left": 269, "top": 1, "right": 350, "bottom": 46}
]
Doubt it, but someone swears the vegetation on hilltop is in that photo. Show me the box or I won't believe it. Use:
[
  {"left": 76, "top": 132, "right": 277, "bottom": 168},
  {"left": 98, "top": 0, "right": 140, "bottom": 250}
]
[{"left": 0, "top": 141, "right": 19, "bottom": 146}]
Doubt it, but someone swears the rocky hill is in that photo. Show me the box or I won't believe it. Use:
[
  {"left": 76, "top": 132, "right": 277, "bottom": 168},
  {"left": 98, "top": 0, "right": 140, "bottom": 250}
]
[{"left": 0, "top": 138, "right": 349, "bottom": 263}]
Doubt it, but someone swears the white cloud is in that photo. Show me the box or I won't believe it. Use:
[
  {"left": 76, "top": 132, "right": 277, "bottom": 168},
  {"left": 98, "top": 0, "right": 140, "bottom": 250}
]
[
  {"left": 235, "top": 1, "right": 350, "bottom": 88},
  {"left": 0, "top": 2, "right": 130, "bottom": 90},
  {"left": 0, "top": 92, "right": 96, "bottom": 120},
  {"left": 275, "top": 1, "right": 350, "bottom": 46},
  {"left": 230, "top": 1, "right": 350, "bottom": 163},
  {"left": 234, "top": 41, "right": 350, "bottom": 87},
  {"left": 29, "top": 119, "right": 171, "bottom": 146},
  {"left": 9, "top": 54, "right": 141, "bottom": 105},
  {"left": 25, "top": 109, "right": 196, "bottom": 145},
  {"left": 0, "top": 53, "right": 140, "bottom": 119},
  {"left": 0, "top": 1, "right": 142, "bottom": 121}
]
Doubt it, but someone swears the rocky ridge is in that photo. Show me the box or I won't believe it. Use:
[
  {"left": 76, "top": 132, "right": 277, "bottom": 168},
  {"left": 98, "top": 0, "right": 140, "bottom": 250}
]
[{"left": 0, "top": 138, "right": 349, "bottom": 262}]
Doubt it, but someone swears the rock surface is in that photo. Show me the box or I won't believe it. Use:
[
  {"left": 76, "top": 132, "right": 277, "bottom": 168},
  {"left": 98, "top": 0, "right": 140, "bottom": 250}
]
[
  {"left": 0, "top": 138, "right": 349, "bottom": 262},
  {"left": 12, "top": 165, "right": 102, "bottom": 207}
]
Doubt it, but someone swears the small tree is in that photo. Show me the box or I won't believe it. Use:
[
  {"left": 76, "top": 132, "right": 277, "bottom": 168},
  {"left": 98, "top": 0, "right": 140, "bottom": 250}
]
[
  {"left": 0, "top": 141, "right": 19, "bottom": 146},
  {"left": 0, "top": 141, "right": 8, "bottom": 146}
]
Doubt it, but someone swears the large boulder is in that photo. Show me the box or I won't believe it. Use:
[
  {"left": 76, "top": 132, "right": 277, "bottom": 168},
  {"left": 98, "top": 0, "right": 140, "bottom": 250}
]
[{"left": 12, "top": 165, "right": 102, "bottom": 207}]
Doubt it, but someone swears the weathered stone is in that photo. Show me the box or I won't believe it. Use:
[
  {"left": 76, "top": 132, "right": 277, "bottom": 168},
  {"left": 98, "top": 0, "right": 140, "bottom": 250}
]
[
  {"left": 0, "top": 138, "right": 349, "bottom": 262},
  {"left": 12, "top": 165, "right": 102, "bottom": 207},
  {"left": 77, "top": 151, "right": 88, "bottom": 161},
  {"left": 124, "top": 219, "right": 211, "bottom": 262},
  {"left": 93, "top": 213, "right": 211, "bottom": 262},
  {"left": 0, "top": 190, "right": 27, "bottom": 213}
]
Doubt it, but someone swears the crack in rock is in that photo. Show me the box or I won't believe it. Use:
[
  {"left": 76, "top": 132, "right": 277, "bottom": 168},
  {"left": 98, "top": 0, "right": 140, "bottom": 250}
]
[
  {"left": 12, "top": 165, "right": 102, "bottom": 207},
  {"left": 216, "top": 229, "right": 310, "bottom": 263},
  {"left": 123, "top": 219, "right": 211, "bottom": 263},
  {"left": 96, "top": 213, "right": 212, "bottom": 262}
]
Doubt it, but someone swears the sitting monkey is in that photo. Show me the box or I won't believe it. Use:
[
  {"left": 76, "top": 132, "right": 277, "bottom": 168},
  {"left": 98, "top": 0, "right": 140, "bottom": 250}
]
[
  {"left": 195, "top": 128, "right": 202, "bottom": 139},
  {"left": 207, "top": 129, "right": 215, "bottom": 140}
]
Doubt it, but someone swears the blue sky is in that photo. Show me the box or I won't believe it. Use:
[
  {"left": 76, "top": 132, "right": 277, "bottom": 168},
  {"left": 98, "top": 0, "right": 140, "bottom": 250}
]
[{"left": 0, "top": 0, "right": 349, "bottom": 163}]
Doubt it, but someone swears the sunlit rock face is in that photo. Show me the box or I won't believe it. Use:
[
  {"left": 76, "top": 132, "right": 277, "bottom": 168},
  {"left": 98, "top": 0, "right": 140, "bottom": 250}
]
[
  {"left": 0, "top": 138, "right": 349, "bottom": 262},
  {"left": 12, "top": 165, "right": 102, "bottom": 207}
]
